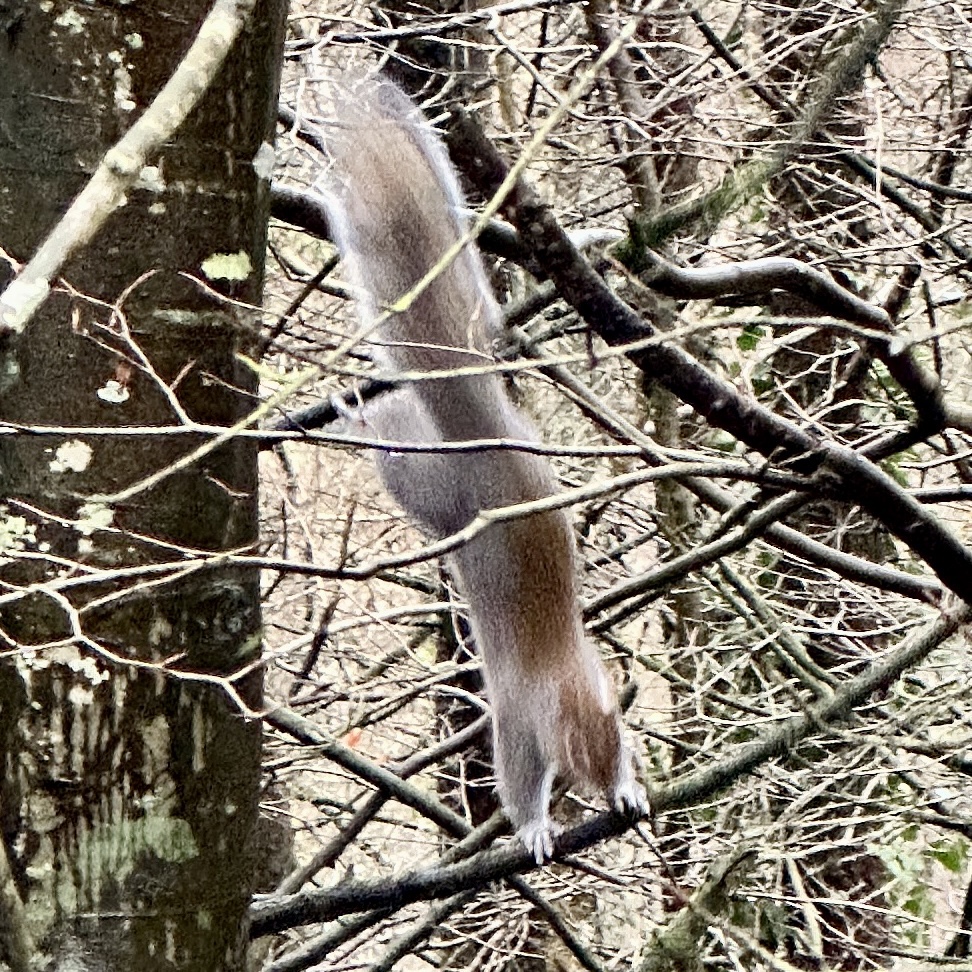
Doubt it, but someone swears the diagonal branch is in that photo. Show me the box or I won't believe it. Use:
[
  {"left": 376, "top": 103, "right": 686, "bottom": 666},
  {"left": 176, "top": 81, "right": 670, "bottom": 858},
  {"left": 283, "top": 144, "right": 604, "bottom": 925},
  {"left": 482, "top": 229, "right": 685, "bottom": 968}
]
[
  {"left": 249, "top": 601, "right": 969, "bottom": 937},
  {"left": 445, "top": 106, "right": 972, "bottom": 606}
]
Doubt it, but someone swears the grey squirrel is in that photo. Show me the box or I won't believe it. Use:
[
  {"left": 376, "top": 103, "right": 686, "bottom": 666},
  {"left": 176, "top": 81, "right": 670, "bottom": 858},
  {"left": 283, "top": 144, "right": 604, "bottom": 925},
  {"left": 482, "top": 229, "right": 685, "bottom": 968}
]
[{"left": 320, "top": 77, "right": 646, "bottom": 862}]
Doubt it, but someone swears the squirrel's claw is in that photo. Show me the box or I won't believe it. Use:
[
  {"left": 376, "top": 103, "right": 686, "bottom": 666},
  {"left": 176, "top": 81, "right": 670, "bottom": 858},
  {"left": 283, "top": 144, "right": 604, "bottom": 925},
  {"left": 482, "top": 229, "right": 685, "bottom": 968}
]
[
  {"left": 518, "top": 818, "right": 561, "bottom": 865},
  {"left": 612, "top": 779, "right": 649, "bottom": 818}
]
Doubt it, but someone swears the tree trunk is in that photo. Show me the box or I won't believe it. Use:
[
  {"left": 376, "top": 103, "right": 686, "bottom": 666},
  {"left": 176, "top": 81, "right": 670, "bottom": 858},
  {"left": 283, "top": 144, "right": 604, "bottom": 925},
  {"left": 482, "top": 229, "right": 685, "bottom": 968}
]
[{"left": 0, "top": 2, "right": 285, "bottom": 969}]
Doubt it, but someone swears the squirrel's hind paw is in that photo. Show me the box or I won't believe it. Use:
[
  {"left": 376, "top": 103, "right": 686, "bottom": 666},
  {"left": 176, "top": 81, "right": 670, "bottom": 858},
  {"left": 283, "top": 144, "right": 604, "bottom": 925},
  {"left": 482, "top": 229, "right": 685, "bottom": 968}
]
[
  {"left": 612, "top": 779, "right": 649, "bottom": 819},
  {"left": 517, "top": 819, "right": 562, "bottom": 865}
]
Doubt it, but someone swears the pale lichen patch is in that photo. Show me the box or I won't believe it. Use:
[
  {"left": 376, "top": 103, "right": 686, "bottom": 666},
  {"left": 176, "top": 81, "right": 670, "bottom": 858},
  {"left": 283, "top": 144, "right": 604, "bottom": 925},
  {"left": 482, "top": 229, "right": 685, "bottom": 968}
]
[
  {"left": 136, "top": 164, "right": 165, "bottom": 193},
  {"left": 54, "top": 8, "right": 85, "bottom": 33},
  {"left": 49, "top": 440, "right": 92, "bottom": 474},
  {"left": 96, "top": 378, "right": 130, "bottom": 403},
  {"left": 75, "top": 502, "right": 113, "bottom": 536},
  {"left": 0, "top": 509, "right": 36, "bottom": 557},
  {"left": 108, "top": 49, "right": 136, "bottom": 112},
  {"left": 201, "top": 250, "right": 252, "bottom": 282}
]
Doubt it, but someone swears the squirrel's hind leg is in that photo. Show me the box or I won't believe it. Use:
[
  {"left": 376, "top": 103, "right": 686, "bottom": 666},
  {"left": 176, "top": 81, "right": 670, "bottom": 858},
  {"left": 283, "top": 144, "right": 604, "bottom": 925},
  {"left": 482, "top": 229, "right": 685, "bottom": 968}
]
[
  {"left": 491, "top": 701, "right": 561, "bottom": 864},
  {"left": 516, "top": 763, "right": 559, "bottom": 865}
]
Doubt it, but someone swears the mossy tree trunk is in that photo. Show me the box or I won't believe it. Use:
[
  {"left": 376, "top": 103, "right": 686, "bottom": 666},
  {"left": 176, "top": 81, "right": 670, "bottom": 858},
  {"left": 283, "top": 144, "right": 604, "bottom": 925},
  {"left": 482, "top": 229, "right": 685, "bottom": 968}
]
[{"left": 0, "top": 1, "right": 285, "bottom": 969}]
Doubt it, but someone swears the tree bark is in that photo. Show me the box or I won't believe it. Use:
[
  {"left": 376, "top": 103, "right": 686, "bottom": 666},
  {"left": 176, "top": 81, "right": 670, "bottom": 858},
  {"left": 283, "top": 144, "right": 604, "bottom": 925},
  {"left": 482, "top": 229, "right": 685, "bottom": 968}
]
[{"left": 0, "top": 1, "right": 286, "bottom": 968}]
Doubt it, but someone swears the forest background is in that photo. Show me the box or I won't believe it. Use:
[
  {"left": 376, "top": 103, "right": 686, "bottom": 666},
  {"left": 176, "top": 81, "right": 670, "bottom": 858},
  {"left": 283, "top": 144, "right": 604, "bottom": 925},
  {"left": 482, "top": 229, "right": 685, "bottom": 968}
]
[{"left": 1, "top": 0, "right": 971, "bottom": 970}]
